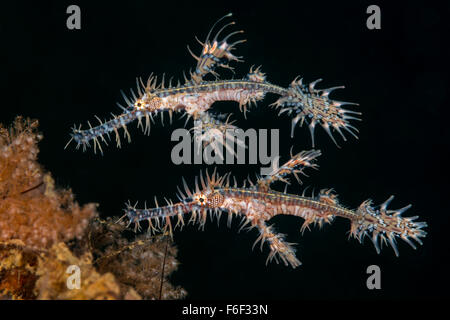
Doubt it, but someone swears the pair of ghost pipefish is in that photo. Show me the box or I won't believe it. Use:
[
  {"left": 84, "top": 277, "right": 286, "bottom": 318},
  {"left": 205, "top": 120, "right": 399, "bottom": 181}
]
[
  {"left": 65, "top": 13, "right": 361, "bottom": 155},
  {"left": 67, "top": 13, "right": 427, "bottom": 267},
  {"left": 120, "top": 150, "right": 427, "bottom": 268}
]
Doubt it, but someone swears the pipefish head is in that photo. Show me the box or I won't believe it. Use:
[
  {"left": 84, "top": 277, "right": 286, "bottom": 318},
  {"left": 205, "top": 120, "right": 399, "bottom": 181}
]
[
  {"left": 190, "top": 190, "right": 224, "bottom": 208},
  {"left": 133, "top": 93, "right": 162, "bottom": 112},
  {"left": 178, "top": 170, "right": 228, "bottom": 208},
  {"left": 207, "top": 191, "right": 225, "bottom": 208}
]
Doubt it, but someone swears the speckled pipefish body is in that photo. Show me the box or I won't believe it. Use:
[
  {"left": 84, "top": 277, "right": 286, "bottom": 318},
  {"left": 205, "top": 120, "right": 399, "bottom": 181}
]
[
  {"left": 122, "top": 150, "right": 427, "bottom": 268},
  {"left": 65, "top": 13, "right": 361, "bottom": 154}
]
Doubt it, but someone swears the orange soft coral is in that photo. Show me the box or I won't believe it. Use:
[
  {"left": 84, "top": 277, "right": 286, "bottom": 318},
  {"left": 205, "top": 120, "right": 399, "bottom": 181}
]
[
  {"left": 0, "top": 241, "right": 38, "bottom": 299},
  {"left": 90, "top": 218, "right": 187, "bottom": 300},
  {"left": 0, "top": 117, "right": 97, "bottom": 250},
  {"left": 0, "top": 117, "right": 186, "bottom": 300}
]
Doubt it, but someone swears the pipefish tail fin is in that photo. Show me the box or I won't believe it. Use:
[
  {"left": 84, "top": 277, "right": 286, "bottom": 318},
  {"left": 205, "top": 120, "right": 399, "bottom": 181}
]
[
  {"left": 189, "top": 13, "right": 246, "bottom": 84},
  {"left": 350, "top": 196, "right": 427, "bottom": 256},
  {"left": 272, "top": 77, "right": 361, "bottom": 147}
]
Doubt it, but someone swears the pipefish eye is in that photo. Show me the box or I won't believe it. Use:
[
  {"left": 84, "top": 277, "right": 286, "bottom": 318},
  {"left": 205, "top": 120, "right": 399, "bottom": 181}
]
[
  {"left": 134, "top": 99, "right": 145, "bottom": 109},
  {"left": 194, "top": 194, "right": 208, "bottom": 206}
]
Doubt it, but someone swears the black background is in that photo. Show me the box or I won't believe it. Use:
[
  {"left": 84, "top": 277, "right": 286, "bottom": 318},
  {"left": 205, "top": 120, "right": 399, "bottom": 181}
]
[{"left": 1, "top": 0, "right": 448, "bottom": 300}]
